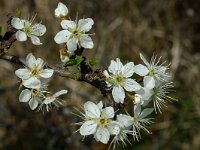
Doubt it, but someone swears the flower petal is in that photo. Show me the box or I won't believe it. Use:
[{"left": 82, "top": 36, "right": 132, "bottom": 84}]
[
  {"left": 139, "top": 108, "right": 154, "bottom": 119},
  {"left": 40, "top": 69, "right": 54, "bottom": 78},
  {"left": 117, "top": 114, "right": 133, "bottom": 127},
  {"left": 15, "top": 31, "right": 27, "bottom": 42},
  {"left": 108, "top": 58, "right": 123, "bottom": 74},
  {"left": 97, "top": 101, "right": 103, "bottom": 110},
  {"left": 80, "top": 120, "right": 97, "bottom": 136},
  {"left": 23, "top": 77, "right": 41, "bottom": 89},
  {"left": 144, "top": 76, "right": 155, "bottom": 89},
  {"left": 55, "top": 2, "right": 68, "bottom": 18},
  {"left": 95, "top": 128, "right": 110, "bottom": 144},
  {"left": 54, "top": 30, "right": 70, "bottom": 44},
  {"left": 30, "top": 35, "right": 42, "bottom": 45},
  {"left": 78, "top": 18, "right": 94, "bottom": 32},
  {"left": 35, "top": 58, "right": 44, "bottom": 69},
  {"left": 134, "top": 64, "right": 149, "bottom": 76},
  {"left": 122, "top": 62, "right": 134, "bottom": 77},
  {"left": 15, "top": 68, "right": 30, "bottom": 79},
  {"left": 11, "top": 17, "right": 24, "bottom": 29},
  {"left": 140, "top": 53, "right": 150, "bottom": 67},
  {"left": 112, "top": 85, "right": 125, "bottom": 103},
  {"left": 107, "top": 121, "right": 120, "bottom": 135},
  {"left": 103, "top": 70, "right": 110, "bottom": 78},
  {"left": 66, "top": 38, "right": 78, "bottom": 52},
  {"left": 31, "top": 23, "right": 46, "bottom": 36},
  {"left": 84, "top": 101, "right": 100, "bottom": 118},
  {"left": 102, "top": 107, "right": 114, "bottom": 118},
  {"left": 124, "top": 78, "right": 141, "bottom": 92},
  {"left": 19, "top": 89, "right": 31, "bottom": 102},
  {"left": 29, "top": 98, "right": 39, "bottom": 110},
  {"left": 53, "top": 90, "right": 68, "bottom": 97},
  {"left": 43, "top": 97, "right": 56, "bottom": 104},
  {"left": 26, "top": 53, "right": 36, "bottom": 68},
  {"left": 134, "top": 105, "right": 141, "bottom": 118},
  {"left": 80, "top": 35, "right": 94, "bottom": 49},
  {"left": 61, "top": 20, "right": 76, "bottom": 29}
]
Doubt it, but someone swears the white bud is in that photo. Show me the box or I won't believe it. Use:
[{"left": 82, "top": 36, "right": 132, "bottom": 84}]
[
  {"left": 134, "top": 94, "right": 143, "bottom": 105},
  {"left": 55, "top": 2, "right": 69, "bottom": 18}
]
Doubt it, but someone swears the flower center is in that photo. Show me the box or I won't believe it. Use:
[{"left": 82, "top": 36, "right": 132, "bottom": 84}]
[
  {"left": 30, "top": 64, "right": 42, "bottom": 77},
  {"left": 149, "top": 69, "right": 157, "bottom": 76},
  {"left": 23, "top": 25, "right": 32, "bottom": 36}
]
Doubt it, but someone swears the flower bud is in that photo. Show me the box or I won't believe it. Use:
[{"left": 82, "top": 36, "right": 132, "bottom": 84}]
[{"left": 55, "top": 2, "right": 69, "bottom": 19}]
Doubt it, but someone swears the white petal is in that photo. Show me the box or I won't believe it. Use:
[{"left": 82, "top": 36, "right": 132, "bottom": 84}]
[
  {"left": 80, "top": 35, "right": 94, "bottom": 49},
  {"left": 29, "top": 98, "right": 39, "bottom": 110},
  {"left": 30, "top": 35, "right": 42, "bottom": 45},
  {"left": 53, "top": 90, "right": 68, "bottom": 97},
  {"left": 11, "top": 17, "right": 24, "bottom": 29},
  {"left": 61, "top": 20, "right": 76, "bottom": 29},
  {"left": 84, "top": 101, "right": 100, "bottom": 118},
  {"left": 140, "top": 53, "right": 150, "bottom": 67},
  {"left": 122, "top": 62, "right": 134, "bottom": 77},
  {"left": 43, "top": 97, "right": 56, "bottom": 104},
  {"left": 23, "top": 77, "right": 41, "bottom": 89},
  {"left": 19, "top": 89, "right": 31, "bottom": 102},
  {"left": 124, "top": 78, "right": 141, "bottom": 92},
  {"left": 144, "top": 76, "right": 155, "bottom": 89},
  {"left": 15, "top": 68, "right": 30, "bottom": 79},
  {"left": 102, "top": 107, "right": 114, "bottom": 119},
  {"left": 40, "top": 69, "right": 54, "bottom": 78},
  {"left": 35, "top": 58, "right": 44, "bottom": 69},
  {"left": 134, "top": 64, "right": 149, "bottom": 76},
  {"left": 54, "top": 30, "right": 70, "bottom": 44},
  {"left": 134, "top": 105, "right": 141, "bottom": 118},
  {"left": 108, "top": 58, "right": 123, "bottom": 74},
  {"left": 117, "top": 114, "right": 133, "bottom": 127},
  {"left": 97, "top": 101, "right": 103, "bottom": 109},
  {"left": 26, "top": 53, "right": 36, "bottom": 68},
  {"left": 107, "top": 121, "right": 120, "bottom": 135},
  {"left": 112, "top": 85, "right": 125, "bottom": 103},
  {"left": 103, "top": 70, "right": 110, "bottom": 78},
  {"left": 139, "top": 108, "right": 154, "bottom": 119},
  {"left": 95, "top": 128, "right": 110, "bottom": 144},
  {"left": 55, "top": 2, "right": 68, "bottom": 18},
  {"left": 15, "top": 31, "right": 27, "bottom": 42},
  {"left": 31, "top": 23, "right": 46, "bottom": 36},
  {"left": 66, "top": 38, "right": 78, "bottom": 52},
  {"left": 78, "top": 18, "right": 94, "bottom": 32},
  {"left": 80, "top": 120, "right": 97, "bottom": 136}
]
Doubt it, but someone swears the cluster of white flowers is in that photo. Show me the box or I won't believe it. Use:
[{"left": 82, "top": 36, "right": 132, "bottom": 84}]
[
  {"left": 15, "top": 53, "right": 68, "bottom": 111},
  {"left": 10, "top": 2, "right": 176, "bottom": 149}
]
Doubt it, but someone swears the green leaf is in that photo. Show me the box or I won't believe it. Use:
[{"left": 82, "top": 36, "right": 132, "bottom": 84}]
[
  {"left": 87, "top": 58, "right": 98, "bottom": 68},
  {"left": 75, "top": 56, "right": 83, "bottom": 65},
  {"left": 66, "top": 59, "right": 77, "bottom": 66},
  {"left": 15, "top": 8, "right": 21, "bottom": 18}
]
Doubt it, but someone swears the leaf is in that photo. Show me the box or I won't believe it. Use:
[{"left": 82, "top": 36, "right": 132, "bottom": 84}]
[
  {"left": 75, "top": 56, "right": 83, "bottom": 65},
  {"left": 65, "top": 59, "right": 77, "bottom": 66},
  {"left": 15, "top": 8, "right": 21, "bottom": 18},
  {"left": 87, "top": 58, "right": 98, "bottom": 68}
]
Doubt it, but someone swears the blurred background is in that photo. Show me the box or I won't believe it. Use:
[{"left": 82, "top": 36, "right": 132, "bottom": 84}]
[{"left": 0, "top": 0, "right": 200, "bottom": 149}]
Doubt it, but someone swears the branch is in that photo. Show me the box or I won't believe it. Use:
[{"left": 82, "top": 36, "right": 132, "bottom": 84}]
[{"left": 0, "top": 54, "right": 110, "bottom": 95}]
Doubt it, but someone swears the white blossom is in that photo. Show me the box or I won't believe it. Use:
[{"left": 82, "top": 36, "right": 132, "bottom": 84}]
[
  {"left": 15, "top": 53, "right": 54, "bottom": 88},
  {"left": 55, "top": 2, "right": 69, "bottom": 18},
  {"left": 11, "top": 16, "right": 46, "bottom": 45},
  {"left": 104, "top": 58, "right": 141, "bottom": 103},
  {"left": 19, "top": 83, "right": 47, "bottom": 110},
  {"left": 115, "top": 106, "right": 153, "bottom": 141},
  {"left": 79, "top": 101, "right": 117, "bottom": 144},
  {"left": 134, "top": 53, "right": 169, "bottom": 89},
  {"left": 54, "top": 18, "right": 94, "bottom": 54},
  {"left": 151, "top": 82, "right": 176, "bottom": 114},
  {"left": 109, "top": 114, "right": 135, "bottom": 149},
  {"left": 39, "top": 89, "right": 68, "bottom": 112}
]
